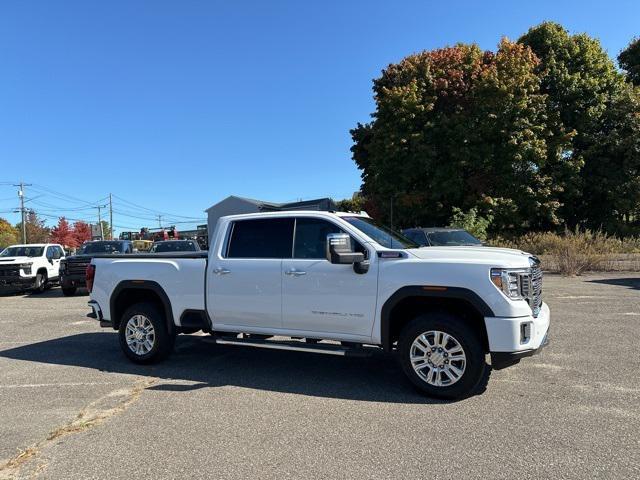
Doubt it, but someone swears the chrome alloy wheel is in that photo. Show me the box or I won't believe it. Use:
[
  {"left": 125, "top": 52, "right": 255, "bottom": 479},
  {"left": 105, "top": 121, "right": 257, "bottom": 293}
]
[
  {"left": 125, "top": 315, "right": 156, "bottom": 356},
  {"left": 410, "top": 330, "right": 467, "bottom": 387}
]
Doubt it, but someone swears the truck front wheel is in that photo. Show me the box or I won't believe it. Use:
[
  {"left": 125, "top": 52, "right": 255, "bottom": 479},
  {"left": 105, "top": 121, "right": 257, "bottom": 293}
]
[
  {"left": 118, "top": 302, "right": 175, "bottom": 364},
  {"left": 62, "top": 286, "right": 77, "bottom": 296},
  {"left": 31, "top": 272, "right": 47, "bottom": 294},
  {"left": 398, "top": 312, "right": 487, "bottom": 400}
]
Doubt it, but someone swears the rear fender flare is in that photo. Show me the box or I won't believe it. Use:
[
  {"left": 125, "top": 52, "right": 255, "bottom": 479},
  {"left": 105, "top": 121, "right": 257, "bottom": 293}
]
[{"left": 110, "top": 281, "right": 175, "bottom": 334}]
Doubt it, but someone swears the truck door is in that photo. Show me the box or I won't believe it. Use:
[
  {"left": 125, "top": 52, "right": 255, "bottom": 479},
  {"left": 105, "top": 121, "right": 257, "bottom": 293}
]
[
  {"left": 281, "top": 218, "right": 378, "bottom": 338},
  {"left": 45, "top": 246, "right": 62, "bottom": 279},
  {"left": 207, "top": 218, "right": 294, "bottom": 330}
]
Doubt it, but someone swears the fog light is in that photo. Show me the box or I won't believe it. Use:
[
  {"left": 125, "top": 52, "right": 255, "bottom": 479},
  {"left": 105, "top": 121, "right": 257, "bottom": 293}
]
[{"left": 520, "top": 322, "right": 532, "bottom": 344}]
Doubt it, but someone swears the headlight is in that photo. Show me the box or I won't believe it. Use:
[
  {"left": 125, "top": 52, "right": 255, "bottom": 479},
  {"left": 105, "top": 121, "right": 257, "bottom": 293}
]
[
  {"left": 490, "top": 268, "right": 529, "bottom": 300},
  {"left": 19, "top": 263, "right": 32, "bottom": 275}
]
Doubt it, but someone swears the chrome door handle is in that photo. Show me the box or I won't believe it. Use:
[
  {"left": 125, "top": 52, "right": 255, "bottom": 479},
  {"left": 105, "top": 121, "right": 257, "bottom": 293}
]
[
  {"left": 285, "top": 269, "right": 306, "bottom": 276},
  {"left": 213, "top": 267, "right": 231, "bottom": 275}
]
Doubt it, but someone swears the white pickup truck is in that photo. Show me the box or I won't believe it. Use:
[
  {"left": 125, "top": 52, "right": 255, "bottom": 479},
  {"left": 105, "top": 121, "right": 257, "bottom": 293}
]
[
  {"left": 0, "top": 243, "right": 66, "bottom": 293},
  {"left": 88, "top": 211, "right": 550, "bottom": 399}
]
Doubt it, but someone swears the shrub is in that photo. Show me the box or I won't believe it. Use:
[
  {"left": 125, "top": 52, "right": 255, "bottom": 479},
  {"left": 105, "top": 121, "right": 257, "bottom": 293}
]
[
  {"left": 490, "top": 229, "right": 640, "bottom": 275},
  {"left": 448, "top": 208, "right": 493, "bottom": 241}
]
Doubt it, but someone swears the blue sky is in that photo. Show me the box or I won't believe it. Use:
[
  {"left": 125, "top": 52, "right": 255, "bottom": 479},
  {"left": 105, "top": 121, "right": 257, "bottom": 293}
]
[{"left": 1, "top": 0, "right": 638, "bottom": 233}]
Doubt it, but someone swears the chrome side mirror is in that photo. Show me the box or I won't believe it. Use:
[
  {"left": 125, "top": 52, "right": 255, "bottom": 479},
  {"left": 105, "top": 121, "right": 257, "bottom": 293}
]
[{"left": 326, "top": 233, "right": 369, "bottom": 274}]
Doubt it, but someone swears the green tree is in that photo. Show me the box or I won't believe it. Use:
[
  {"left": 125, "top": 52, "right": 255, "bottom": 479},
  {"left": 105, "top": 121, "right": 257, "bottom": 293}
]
[
  {"left": 98, "top": 220, "right": 112, "bottom": 240},
  {"left": 519, "top": 22, "right": 639, "bottom": 232},
  {"left": 351, "top": 39, "right": 568, "bottom": 233},
  {"left": 335, "top": 193, "right": 367, "bottom": 213},
  {"left": 618, "top": 37, "right": 640, "bottom": 86},
  {"left": 15, "top": 210, "right": 50, "bottom": 244},
  {"left": 0, "top": 217, "right": 18, "bottom": 249}
]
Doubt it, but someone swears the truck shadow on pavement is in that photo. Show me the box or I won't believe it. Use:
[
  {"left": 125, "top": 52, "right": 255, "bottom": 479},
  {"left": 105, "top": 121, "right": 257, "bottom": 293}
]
[
  {"left": 0, "top": 332, "right": 488, "bottom": 404},
  {"left": 587, "top": 277, "right": 640, "bottom": 290}
]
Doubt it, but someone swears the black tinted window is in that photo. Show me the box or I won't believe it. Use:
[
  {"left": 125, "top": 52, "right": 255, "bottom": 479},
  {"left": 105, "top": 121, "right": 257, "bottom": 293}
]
[
  {"left": 294, "top": 218, "right": 342, "bottom": 259},
  {"left": 405, "top": 230, "right": 428, "bottom": 246},
  {"left": 227, "top": 218, "right": 294, "bottom": 258}
]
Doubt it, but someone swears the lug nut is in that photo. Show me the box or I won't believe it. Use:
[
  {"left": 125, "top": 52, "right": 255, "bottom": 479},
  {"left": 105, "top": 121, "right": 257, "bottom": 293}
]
[
  {"left": 427, "top": 352, "right": 431, "bottom": 357},
  {"left": 431, "top": 347, "right": 436, "bottom": 352},
  {"left": 444, "top": 352, "right": 448, "bottom": 357}
]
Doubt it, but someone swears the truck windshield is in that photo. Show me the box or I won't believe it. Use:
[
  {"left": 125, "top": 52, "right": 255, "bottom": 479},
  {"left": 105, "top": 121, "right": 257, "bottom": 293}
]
[
  {"left": 427, "top": 230, "right": 482, "bottom": 246},
  {"left": 79, "top": 242, "right": 124, "bottom": 254},
  {"left": 0, "top": 246, "right": 44, "bottom": 257},
  {"left": 342, "top": 217, "right": 419, "bottom": 249}
]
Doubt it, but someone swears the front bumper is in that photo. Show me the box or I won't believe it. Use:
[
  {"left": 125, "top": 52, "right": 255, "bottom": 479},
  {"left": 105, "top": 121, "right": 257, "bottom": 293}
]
[
  {"left": 60, "top": 273, "right": 86, "bottom": 287},
  {"left": 491, "top": 330, "right": 549, "bottom": 370},
  {"left": 0, "top": 275, "right": 36, "bottom": 289},
  {"left": 485, "top": 302, "right": 550, "bottom": 369}
]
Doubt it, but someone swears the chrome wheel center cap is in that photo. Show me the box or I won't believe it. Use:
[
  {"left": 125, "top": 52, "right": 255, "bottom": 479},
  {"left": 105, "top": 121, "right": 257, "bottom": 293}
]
[{"left": 430, "top": 351, "right": 445, "bottom": 366}]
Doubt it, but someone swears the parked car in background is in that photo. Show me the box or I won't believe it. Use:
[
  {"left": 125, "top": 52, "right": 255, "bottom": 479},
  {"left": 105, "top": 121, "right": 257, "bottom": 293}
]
[
  {"left": 88, "top": 211, "right": 549, "bottom": 400},
  {"left": 59, "top": 240, "right": 133, "bottom": 296},
  {"left": 0, "top": 243, "right": 65, "bottom": 293},
  {"left": 149, "top": 239, "right": 200, "bottom": 253},
  {"left": 402, "top": 227, "right": 484, "bottom": 247}
]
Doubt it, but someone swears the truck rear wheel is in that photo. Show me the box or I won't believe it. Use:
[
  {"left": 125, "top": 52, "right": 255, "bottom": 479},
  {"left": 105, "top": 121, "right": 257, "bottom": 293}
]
[
  {"left": 398, "top": 312, "right": 486, "bottom": 400},
  {"left": 118, "top": 302, "right": 175, "bottom": 364}
]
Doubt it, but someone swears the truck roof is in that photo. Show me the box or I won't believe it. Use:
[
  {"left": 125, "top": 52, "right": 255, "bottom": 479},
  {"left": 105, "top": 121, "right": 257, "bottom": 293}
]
[
  {"left": 219, "top": 210, "right": 369, "bottom": 221},
  {"left": 4, "top": 243, "right": 59, "bottom": 248}
]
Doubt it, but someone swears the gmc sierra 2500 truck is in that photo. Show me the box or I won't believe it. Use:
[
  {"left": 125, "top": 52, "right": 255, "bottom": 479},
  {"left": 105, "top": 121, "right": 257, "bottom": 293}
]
[{"left": 88, "top": 211, "right": 549, "bottom": 399}]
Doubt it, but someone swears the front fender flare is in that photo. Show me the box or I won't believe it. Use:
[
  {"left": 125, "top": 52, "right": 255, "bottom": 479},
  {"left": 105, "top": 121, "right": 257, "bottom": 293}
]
[{"left": 380, "top": 286, "right": 495, "bottom": 351}]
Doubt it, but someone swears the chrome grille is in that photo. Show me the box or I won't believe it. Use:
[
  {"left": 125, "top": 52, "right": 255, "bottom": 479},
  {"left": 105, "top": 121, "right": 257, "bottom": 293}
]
[{"left": 521, "top": 258, "right": 543, "bottom": 317}]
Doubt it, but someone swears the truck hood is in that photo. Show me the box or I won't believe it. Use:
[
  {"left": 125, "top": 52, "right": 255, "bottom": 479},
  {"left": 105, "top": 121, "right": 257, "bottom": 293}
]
[
  {"left": 0, "top": 256, "right": 37, "bottom": 264},
  {"left": 406, "top": 246, "right": 534, "bottom": 268}
]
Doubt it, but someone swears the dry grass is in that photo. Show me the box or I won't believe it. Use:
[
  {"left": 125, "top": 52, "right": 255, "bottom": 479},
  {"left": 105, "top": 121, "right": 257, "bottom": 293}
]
[{"left": 491, "top": 229, "right": 640, "bottom": 275}]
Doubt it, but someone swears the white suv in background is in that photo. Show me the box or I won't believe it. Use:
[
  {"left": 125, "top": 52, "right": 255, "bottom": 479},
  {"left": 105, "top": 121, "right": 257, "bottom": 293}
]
[{"left": 0, "top": 243, "right": 66, "bottom": 293}]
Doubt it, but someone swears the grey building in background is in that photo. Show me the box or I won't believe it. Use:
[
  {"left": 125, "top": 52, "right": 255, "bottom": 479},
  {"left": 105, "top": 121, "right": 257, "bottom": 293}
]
[{"left": 206, "top": 196, "right": 336, "bottom": 237}]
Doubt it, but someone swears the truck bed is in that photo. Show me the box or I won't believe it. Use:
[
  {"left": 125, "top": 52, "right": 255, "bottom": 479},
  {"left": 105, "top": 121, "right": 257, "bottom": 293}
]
[{"left": 90, "top": 253, "right": 208, "bottom": 325}]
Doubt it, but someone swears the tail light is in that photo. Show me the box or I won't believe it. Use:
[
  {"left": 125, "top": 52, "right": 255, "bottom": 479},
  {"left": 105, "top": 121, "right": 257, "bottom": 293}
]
[{"left": 86, "top": 264, "right": 96, "bottom": 293}]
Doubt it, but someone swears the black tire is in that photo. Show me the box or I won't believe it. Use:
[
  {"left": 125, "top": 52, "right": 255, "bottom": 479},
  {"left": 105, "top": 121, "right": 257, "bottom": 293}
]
[
  {"left": 118, "top": 302, "right": 175, "bottom": 364},
  {"left": 398, "top": 312, "right": 487, "bottom": 400},
  {"left": 31, "top": 272, "right": 47, "bottom": 294},
  {"left": 62, "top": 286, "right": 77, "bottom": 296}
]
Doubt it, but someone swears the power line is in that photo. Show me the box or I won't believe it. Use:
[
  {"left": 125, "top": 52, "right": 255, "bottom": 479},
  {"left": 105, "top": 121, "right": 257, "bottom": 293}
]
[{"left": 111, "top": 193, "right": 204, "bottom": 220}]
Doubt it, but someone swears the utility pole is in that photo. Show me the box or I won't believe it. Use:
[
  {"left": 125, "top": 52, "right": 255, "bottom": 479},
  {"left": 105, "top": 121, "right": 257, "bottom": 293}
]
[
  {"left": 95, "top": 204, "right": 107, "bottom": 240},
  {"left": 13, "top": 181, "right": 32, "bottom": 244},
  {"left": 157, "top": 215, "right": 163, "bottom": 229},
  {"left": 109, "top": 193, "right": 113, "bottom": 240}
]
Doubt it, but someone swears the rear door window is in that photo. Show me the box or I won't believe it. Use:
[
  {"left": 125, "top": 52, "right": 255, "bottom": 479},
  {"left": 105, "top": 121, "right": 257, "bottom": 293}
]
[{"left": 227, "top": 218, "right": 294, "bottom": 259}]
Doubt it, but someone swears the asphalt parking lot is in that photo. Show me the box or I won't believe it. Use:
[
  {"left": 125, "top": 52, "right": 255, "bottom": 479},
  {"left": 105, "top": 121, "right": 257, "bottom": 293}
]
[{"left": 0, "top": 273, "right": 639, "bottom": 479}]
